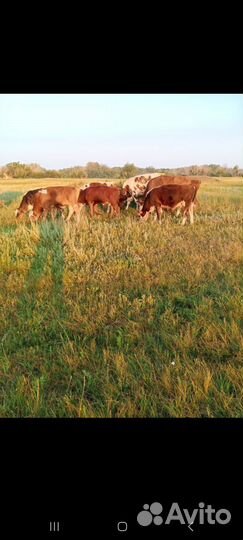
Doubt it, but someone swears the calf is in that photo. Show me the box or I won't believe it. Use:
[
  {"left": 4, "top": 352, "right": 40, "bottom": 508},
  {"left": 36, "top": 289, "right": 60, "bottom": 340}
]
[
  {"left": 78, "top": 185, "right": 131, "bottom": 217},
  {"left": 143, "top": 175, "right": 201, "bottom": 208},
  {"left": 15, "top": 186, "right": 80, "bottom": 222},
  {"left": 82, "top": 182, "right": 115, "bottom": 214},
  {"left": 140, "top": 183, "right": 200, "bottom": 224}
]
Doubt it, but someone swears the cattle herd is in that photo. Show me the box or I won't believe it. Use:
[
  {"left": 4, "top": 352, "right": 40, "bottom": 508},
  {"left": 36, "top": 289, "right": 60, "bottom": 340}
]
[{"left": 13, "top": 175, "right": 201, "bottom": 225}]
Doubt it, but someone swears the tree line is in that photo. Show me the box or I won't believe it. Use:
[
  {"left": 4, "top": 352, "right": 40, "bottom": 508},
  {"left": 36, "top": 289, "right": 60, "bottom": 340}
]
[{"left": 0, "top": 161, "right": 242, "bottom": 179}]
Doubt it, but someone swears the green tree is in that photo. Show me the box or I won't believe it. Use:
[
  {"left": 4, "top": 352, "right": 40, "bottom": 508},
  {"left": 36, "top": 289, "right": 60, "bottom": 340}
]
[
  {"left": 5, "top": 162, "right": 32, "bottom": 178},
  {"left": 144, "top": 166, "right": 156, "bottom": 173},
  {"left": 189, "top": 165, "right": 198, "bottom": 175},
  {"left": 60, "top": 166, "right": 87, "bottom": 178},
  {"left": 233, "top": 165, "right": 239, "bottom": 176},
  {"left": 86, "top": 162, "right": 102, "bottom": 178},
  {"left": 120, "top": 163, "right": 138, "bottom": 179},
  {"left": 45, "top": 169, "right": 61, "bottom": 178}
]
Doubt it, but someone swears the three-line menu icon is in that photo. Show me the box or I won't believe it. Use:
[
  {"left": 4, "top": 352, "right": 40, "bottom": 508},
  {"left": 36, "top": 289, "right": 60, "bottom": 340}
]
[{"left": 49, "top": 522, "right": 60, "bottom": 533}]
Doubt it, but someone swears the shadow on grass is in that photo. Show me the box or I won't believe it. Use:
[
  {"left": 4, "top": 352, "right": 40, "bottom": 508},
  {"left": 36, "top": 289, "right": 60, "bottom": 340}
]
[{"left": 3, "top": 220, "right": 69, "bottom": 358}]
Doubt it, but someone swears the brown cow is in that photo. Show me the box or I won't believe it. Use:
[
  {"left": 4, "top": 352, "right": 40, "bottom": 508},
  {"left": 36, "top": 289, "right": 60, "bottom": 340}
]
[
  {"left": 78, "top": 185, "right": 131, "bottom": 217},
  {"left": 82, "top": 182, "right": 115, "bottom": 214},
  {"left": 15, "top": 186, "right": 80, "bottom": 222},
  {"left": 140, "top": 183, "right": 200, "bottom": 224},
  {"left": 143, "top": 176, "right": 201, "bottom": 205}
]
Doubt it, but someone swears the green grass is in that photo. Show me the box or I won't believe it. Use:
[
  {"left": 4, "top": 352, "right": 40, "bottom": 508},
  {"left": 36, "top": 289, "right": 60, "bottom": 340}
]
[
  {"left": 0, "top": 177, "right": 243, "bottom": 417},
  {"left": 0, "top": 191, "right": 23, "bottom": 205}
]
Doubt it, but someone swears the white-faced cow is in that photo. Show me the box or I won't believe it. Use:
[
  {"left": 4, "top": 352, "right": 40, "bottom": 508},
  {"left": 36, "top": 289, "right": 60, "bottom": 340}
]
[{"left": 15, "top": 186, "right": 81, "bottom": 222}]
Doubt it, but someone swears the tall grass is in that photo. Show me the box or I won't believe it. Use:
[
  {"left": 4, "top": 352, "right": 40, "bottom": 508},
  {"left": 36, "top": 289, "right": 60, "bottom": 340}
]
[{"left": 0, "top": 177, "right": 242, "bottom": 417}]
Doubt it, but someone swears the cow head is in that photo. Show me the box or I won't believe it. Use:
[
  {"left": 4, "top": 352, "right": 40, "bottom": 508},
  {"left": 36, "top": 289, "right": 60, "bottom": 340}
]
[
  {"left": 138, "top": 203, "right": 154, "bottom": 221},
  {"left": 134, "top": 195, "right": 145, "bottom": 211},
  {"left": 120, "top": 186, "right": 132, "bottom": 201},
  {"left": 15, "top": 203, "right": 32, "bottom": 220},
  {"left": 15, "top": 196, "right": 37, "bottom": 220}
]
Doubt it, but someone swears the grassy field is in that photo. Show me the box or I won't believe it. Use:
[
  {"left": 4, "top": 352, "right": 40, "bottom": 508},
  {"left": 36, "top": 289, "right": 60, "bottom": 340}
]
[{"left": 0, "top": 177, "right": 243, "bottom": 417}]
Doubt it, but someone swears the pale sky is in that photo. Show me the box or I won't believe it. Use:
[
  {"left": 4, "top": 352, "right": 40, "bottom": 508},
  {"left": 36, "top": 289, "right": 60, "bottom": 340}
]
[{"left": 0, "top": 94, "right": 242, "bottom": 169}]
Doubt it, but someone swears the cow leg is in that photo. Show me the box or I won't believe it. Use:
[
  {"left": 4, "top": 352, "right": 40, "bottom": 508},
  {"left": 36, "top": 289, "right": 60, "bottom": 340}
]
[
  {"left": 40, "top": 208, "right": 47, "bottom": 221},
  {"left": 116, "top": 204, "right": 120, "bottom": 216},
  {"left": 58, "top": 206, "right": 66, "bottom": 220},
  {"left": 181, "top": 206, "right": 190, "bottom": 225},
  {"left": 39, "top": 209, "right": 46, "bottom": 221},
  {"left": 103, "top": 203, "right": 111, "bottom": 214},
  {"left": 189, "top": 203, "right": 194, "bottom": 225},
  {"left": 148, "top": 206, "right": 156, "bottom": 220},
  {"left": 89, "top": 202, "right": 94, "bottom": 218},
  {"left": 140, "top": 211, "right": 150, "bottom": 222},
  {"left": 50, "top": 207, "right": 57, "bottom": 220},
  {"left": 181, "top": 210, "right": 187, "bottom": 225},
  {"left": 73, "top": 203, "right": 82, "bottom": 224},
  {"left": 125, "top": 197, "right": 132, "bottom": 210},
  {"left": 35, "top": 207, "right": 46, "bottom": 221},
  {"left": 156, "top": 205, "right": 162, "bottom": 222},
  {"left": 94, "top": 204, "right": 102, "bottom": 215},
  {"left": 30, "top": 202, "right": 44, "bottom": 222},
  {"left": 66, "top": 206, "right": 75, "bottom": 222},
  {"left": 29, "top": 209, "right": 41, "bottom": 222}
]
